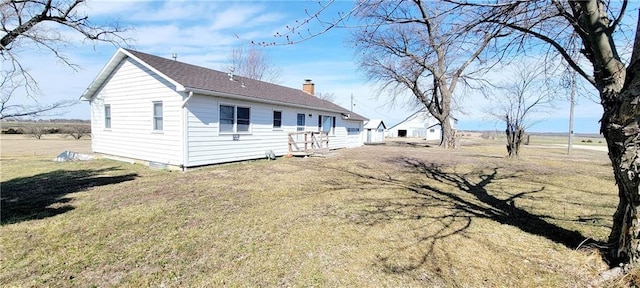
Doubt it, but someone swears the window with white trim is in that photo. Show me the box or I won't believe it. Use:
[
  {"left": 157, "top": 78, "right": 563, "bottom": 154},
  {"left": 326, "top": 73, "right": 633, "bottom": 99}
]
[
  {"left": 297, "top": 113, "right": 305, "bottom": 132},
  {"left": 153, "top": 101, "right": 163, "bottom": 131},
  {"left": 220, "top": 104, "right": 251, "bottom": 133},
  {"left": 104, "top": 104, "right": 111, "bottom": 129},
  {"left": 237, "top": 107, "right": 250, "bottom": 132},
  {"left": 220, "top": 105, "right": 234, "bottom": 133},
  {"left": 273, "top": 111, "right": 282, "bottom": 129}
]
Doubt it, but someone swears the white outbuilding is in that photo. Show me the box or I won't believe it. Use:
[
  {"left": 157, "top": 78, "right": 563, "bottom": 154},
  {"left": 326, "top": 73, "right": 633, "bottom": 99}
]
[
  {"left": 363, "top": 119, "right": 387, "bottom": 144},
  {"left": 386, "top": 108, "right": 455, "bottom": 141}
]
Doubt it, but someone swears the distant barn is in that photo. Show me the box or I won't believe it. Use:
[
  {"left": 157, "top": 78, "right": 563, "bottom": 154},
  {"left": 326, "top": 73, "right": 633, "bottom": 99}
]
[{"left": 386, "top": 108, "right": 456, "bottom": 141}]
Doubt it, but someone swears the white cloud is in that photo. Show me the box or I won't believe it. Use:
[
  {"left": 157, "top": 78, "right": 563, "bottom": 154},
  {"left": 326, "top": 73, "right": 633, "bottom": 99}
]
[
  {"left": 79, "top": 0, "right": 142, "bottom": 17},
  {"left": 126, "top": 1, "right": 222, "bottom": 22},
  {"left": 210, "top": 5, "right": 266, "bottom": 30}
]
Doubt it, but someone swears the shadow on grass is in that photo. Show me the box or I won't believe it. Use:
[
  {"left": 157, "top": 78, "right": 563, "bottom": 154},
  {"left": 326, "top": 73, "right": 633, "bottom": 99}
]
[
  {"left": 408, "top": 158, "right": 590, "bottom": 246},
  {"left": 1, "top": 168, "right": 138, "bottom": 224},
  {"left": 388, "top": 141, "right": 432, "bottom": 148},
  {"left": 331, "top": 157, "right": 600, "bottom": 277}
]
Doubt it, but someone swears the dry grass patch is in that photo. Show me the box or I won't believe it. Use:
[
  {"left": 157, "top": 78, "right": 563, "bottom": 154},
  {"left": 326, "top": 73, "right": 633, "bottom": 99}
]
[
  {"left": 1, "top": 138, "right": 618, "bottom": 287},
  {"left": 0, "top": 134, "right": 92, "bottom": 160}
]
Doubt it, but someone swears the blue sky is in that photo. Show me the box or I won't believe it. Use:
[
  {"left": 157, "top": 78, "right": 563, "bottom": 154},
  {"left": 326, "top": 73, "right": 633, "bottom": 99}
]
[{"left": 7, "top": 0, "right": 620, "bottom": 134}]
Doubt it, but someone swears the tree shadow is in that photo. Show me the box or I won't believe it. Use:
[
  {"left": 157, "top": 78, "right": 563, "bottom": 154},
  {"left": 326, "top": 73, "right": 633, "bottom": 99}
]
[
  {"left": 326, "top": 157, "right": 602, "bottom": 277},
  {"left": 397, "top": 157, "right": 590, "bottom": 248},
  {"left": 388, "top": 141, "right": 432, "bottom": 148},
  {"left": 1, "top": 168, "right": 138, "bottom": 224}
]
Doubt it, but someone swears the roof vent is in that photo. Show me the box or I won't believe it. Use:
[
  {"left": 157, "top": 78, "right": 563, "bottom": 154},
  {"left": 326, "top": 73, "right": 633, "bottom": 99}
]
[{"left": 228, "top": 66, "right": 235, "bottom": 81}]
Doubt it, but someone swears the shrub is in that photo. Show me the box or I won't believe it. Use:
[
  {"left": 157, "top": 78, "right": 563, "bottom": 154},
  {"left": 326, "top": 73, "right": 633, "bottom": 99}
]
[
  {"left": 21, "top": 125, "right": 47, "bottom": 139},
  {"left": 62, "top": 124, "right": 91, "bottom": 140},
  {"left": 480, "top": 131, "right": 496, "bottom": 140},
  {"left": 2, "top": 128, "right": 23, "bottom": 134}
]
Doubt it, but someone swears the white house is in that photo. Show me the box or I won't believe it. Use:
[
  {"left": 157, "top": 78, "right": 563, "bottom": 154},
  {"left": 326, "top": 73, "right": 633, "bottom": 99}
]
[
  {"left": 81, "top": 48, "right": 368, "bottom": 170},
  {"left": 386, "top": 108, "right": 455, "bottom": 141},
  {"left": 363, "top": 119, "right": 386, "bottom": 144}
]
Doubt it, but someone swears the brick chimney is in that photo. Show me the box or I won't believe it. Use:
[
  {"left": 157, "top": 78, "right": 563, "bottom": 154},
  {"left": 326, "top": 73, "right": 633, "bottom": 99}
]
[{"left": 302, "top": 79, "right": 315, "bottom": 96}]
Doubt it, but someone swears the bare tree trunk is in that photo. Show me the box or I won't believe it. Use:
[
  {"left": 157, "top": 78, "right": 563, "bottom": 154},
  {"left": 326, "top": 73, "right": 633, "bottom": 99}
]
[
  {"left": 595, "top": 6, "right": 640, "bottom": 267},
  {"left": 439, "top": 116, "right": 454, "bottom": 148},
  {"left": 505, "top": 127, "right": 524, "bottom": 158},
  {"left": 603, "top": 59, "right": 640, "bottom": 266}
]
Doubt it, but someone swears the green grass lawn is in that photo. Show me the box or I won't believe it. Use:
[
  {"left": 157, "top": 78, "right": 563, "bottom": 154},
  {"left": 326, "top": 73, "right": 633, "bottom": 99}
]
[{"left": 0, "top": 138, "right": 626, "bottom": 287}]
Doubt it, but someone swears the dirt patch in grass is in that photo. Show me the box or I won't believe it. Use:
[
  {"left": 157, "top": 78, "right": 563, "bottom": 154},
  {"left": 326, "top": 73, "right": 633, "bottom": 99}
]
[{"left": 0, "top": 137, "right": 618, "bottom": 287}]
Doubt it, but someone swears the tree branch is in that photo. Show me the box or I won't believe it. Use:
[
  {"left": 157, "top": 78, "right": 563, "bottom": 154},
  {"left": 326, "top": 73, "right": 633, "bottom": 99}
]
[{"left": 486, "top": 18, "right": 595, "bottom": 86}]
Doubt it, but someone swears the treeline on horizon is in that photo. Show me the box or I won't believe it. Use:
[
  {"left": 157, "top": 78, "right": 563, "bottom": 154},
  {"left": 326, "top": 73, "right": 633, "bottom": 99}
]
[
  {"left": 459, "top": 130, "right": 603, "bottom": 139},
  {"left": 1, "top": 119, "right": 91, "bottom": 139},
  {"left": 1, "top": 118, "right": 90, "bottom": 123}
]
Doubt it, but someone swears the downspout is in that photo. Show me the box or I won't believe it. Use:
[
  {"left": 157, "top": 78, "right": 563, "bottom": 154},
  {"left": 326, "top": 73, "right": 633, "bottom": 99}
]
[
  {"left": 182, "top": 90, "right": 194, "bottom": 108},
  {"left": 181, "top": 91, "right": 193, "bottom": 171}
]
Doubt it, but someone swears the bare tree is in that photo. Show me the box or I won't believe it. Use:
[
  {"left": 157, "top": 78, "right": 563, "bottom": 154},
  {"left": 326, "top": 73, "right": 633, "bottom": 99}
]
[
  {"left": 448, "top": 0, "right": 640, "bottom": 270},
  {"left": 1, "top": 69, "right": 76, "bottom": 120},
  {"left": 1, "top": 0, "right": 128, "bottom": 117},
  {"left": 353, "top": 1, "right": 504, "bottom": 148},
  {"left": 315, "top": 91, "right": 337, "bottom": 102},
  {"left": 485, "top": 62, "right": 554, "bottom": 158},
  {"left": 227, "top": 44, "right": 282, "bottom": 83},
  {"left": 267, "top": 0, "right": 640, "bottom": 271},
  {"left": 21, "top": 123, "right": 47, "bottom": 139},
  {"left": 63, "top": 123, "right": 90, "bottom": 139}
]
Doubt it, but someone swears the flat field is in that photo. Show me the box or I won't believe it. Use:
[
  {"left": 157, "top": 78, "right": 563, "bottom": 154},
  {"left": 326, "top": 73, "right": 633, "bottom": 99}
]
[
  {"left": 0, "top": 135, "right": 627, "bottom": 287},
  {"left": 1, "top": 134, "right": 92, "bottom": 159}
]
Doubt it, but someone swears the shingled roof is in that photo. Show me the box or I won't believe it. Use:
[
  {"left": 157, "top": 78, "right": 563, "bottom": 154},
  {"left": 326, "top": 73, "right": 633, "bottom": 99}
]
[{"left": 82, "top": 48, "right": 367, "bottom": 121}]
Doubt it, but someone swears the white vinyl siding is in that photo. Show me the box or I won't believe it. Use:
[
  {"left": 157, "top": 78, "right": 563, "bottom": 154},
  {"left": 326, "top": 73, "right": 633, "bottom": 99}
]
[
  {"left": 345, "top": 120, "right": 364, "bottom": 148},
  {"left": 89, "top": 58, "right": 182, "bottom": 166},
  {"left": 185, "top": 97, "right": 362, "bottom": 167}
]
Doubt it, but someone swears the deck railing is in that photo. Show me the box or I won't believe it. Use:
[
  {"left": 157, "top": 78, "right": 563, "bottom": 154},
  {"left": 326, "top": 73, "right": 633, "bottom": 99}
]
[{"left": 288, "top": 131, "right": 329, "bottom": 154}]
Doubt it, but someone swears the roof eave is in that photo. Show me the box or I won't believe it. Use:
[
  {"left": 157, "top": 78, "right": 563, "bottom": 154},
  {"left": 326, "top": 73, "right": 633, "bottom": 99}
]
[
  {"left": 80, "top": 48, "right": 184, "bottom": 101},
  {"left": 184, "top": 86, "right": 359, "bottom": 118},
  {"left": 79, "top": 48, "right": 127, "bottom": 101}
]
